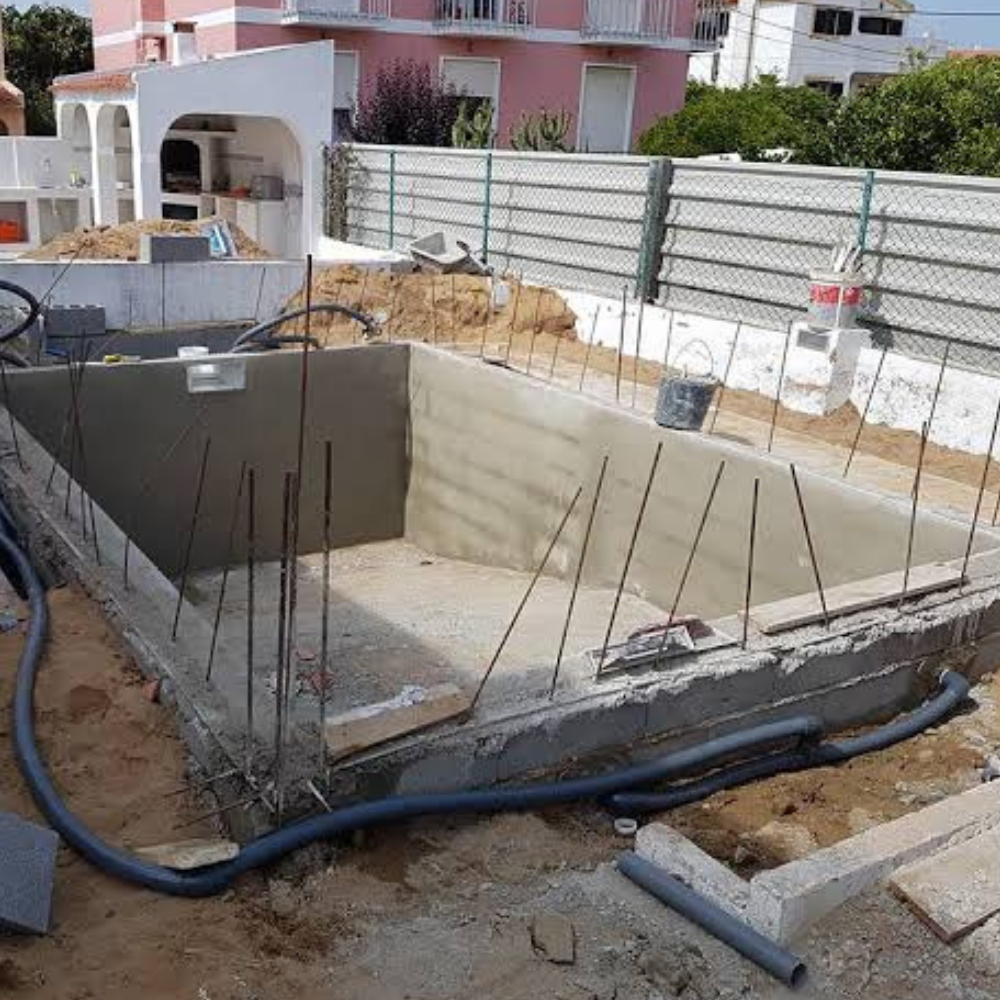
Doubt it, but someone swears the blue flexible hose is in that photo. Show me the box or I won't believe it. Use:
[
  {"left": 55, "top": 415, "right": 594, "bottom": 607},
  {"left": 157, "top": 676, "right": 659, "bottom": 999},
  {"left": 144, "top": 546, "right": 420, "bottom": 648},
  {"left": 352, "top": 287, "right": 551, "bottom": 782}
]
[{"left": 1, "top": 517, "right": 824, "bottom": 898}]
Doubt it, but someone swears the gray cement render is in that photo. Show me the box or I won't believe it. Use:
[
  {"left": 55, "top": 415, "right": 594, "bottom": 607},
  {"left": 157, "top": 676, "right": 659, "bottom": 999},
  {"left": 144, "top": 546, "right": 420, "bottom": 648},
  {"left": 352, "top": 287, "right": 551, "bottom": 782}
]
[
  {"left": 3, "top": 343, "right": 1000, "bottom": 820},
  {"left": 0, "top": 810, "right": 59, "bottom": 935}
]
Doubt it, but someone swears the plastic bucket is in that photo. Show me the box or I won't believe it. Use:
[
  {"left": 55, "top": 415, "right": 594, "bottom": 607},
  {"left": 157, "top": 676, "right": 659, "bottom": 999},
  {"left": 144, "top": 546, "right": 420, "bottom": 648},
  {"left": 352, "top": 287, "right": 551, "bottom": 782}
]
[
  {"left": 656, "top": 376, "right": 717, "bottom": 431},
  {"left": 808, "top": 271, "right": 864, "bottom": 329}
]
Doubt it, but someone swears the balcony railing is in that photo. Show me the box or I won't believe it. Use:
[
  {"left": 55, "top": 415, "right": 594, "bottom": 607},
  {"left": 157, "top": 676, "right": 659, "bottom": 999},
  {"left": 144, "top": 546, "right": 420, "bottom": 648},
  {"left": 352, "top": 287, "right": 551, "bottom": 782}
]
[
  {"left": 433, "top": 0, "right": 536, "bottom": 35},
  {"left": 281, "top": 0, "right": 391, "bottom": 26},
  {"left": 582, "top": 0, "right": 678, "bottom": 42},
  {"left": 691, "top": 0, "right": 731, "bottom": 51}
]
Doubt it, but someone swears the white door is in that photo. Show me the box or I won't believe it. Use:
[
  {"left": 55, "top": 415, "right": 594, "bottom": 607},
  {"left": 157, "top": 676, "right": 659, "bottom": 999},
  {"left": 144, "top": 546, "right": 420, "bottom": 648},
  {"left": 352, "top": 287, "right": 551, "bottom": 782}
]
[{"left": 578, "top": 66, "right": 635, "bottom": 153}]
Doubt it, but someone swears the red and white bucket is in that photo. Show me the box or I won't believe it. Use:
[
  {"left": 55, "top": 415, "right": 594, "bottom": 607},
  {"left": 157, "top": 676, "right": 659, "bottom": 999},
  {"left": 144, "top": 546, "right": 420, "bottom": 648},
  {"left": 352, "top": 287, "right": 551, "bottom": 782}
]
[{"left": 808, "top": 271, "right": 865, "bottom": 330}]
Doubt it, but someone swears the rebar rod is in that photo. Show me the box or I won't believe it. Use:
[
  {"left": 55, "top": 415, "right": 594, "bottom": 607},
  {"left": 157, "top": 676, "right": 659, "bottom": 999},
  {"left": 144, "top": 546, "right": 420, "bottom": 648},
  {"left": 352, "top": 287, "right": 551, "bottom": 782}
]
[
  {"left": 767, "top": 329, "right": 792, "bottom": 454},
  {"left": 962, "top": 394, "right": 1000, "bottom": 583},
  {"left": 171, "top": 436, "right": 212, "bottom": 642},
  {"left": 551, "top": 456, "right": 609, "bottom": 700},
  {"left": 790, "top": 464, "right": 829, "bottom": 627},
  {"left": 478, "top": 278, "right": 491, "bottom": 359},
  {"left": 387, "top": 275, "right": 400, "bottom": 344},
  {"left": 525, "top": 287, "right": 544, "bottom": 376},
  {"left": 430, "top": 275, "right": 439, "bottom": 345},
  {"left": 615, "top": 285, "right": 627, "bottom": 405},
  {"left": 631, "top": 299, "right": 646, "bottom": 410},
  {"left": 505, "top": 272, "right": 523, "bottom": 364},
  {"left": 901, "top": 423, "right": 929, "bottom": 608},
  {"left": 662, "top": 311, "right": 676, "bottom": 374},
  {"left": 319, "top": 440, "right": 333, "bottom": 777},
  {"left": 206, "top": 461, "right": 247, "bottom": 683},
  {"left": 471, "top": 485, "right": 583, "bottom": 713},
  {"left": 578, "top": 310, "right": 599, "bottom": 393},
  {"left": 709, "top": 322, "right": 742, "bottom": 435},
  {"left": 742, "top": 478, "right": 760, "bottom": 649},
  {"left": 655, "top": 462, "right": 726, "bottom": 665},
  {"left": 597, "top": 444, "right": 663, "bottom": 675},
  {"left": 274, "top": 472, "right": 293, "bottom": 823},
  {"left": 245, "top": 467, "right": 257, "bottom": 781},
  {"left": 844, "top": 347, "right": 887, "bottom": 478}
]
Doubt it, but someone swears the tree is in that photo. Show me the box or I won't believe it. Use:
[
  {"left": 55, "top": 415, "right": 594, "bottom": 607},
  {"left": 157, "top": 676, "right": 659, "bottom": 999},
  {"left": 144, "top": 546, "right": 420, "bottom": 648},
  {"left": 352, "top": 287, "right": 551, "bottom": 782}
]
[
  {"left": 815, "top": 57, "right": 1000, "bottom": 175},
  {"left": 5, "top": 4, "right": 93, "bottom": 136},
  {"left": 352, "top": 59, "right": 462, "bottom": 147},
  {"left": 637, "top": 78, "right": 838, "bottom": 161}
]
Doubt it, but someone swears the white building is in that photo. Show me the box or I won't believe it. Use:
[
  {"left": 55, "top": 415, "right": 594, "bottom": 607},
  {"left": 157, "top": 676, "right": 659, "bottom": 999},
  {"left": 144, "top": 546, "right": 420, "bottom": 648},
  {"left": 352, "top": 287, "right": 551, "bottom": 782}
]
[{"left": 691, "top": 0, "right": 946, "bottom": 95}]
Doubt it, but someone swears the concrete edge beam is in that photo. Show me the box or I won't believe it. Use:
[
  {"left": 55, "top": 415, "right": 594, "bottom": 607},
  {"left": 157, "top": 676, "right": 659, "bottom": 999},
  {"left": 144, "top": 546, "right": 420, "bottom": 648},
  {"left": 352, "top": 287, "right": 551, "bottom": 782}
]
[{"left": 747, "top": 779, "right": 1000, "bottom": 944}]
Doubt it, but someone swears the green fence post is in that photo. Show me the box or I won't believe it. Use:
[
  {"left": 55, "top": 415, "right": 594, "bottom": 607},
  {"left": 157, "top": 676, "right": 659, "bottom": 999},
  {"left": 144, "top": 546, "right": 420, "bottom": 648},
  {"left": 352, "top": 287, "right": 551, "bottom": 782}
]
[
  {"left": 388, "top": 149, "right": 397, "bottom": 250},
  {"left": 857, "top": 169, "right": 876, "bottom": 253},
  {"left": 482, "top": 151, "right": 494, "bottom": 263},
  {"left": 635, "top": 158, "right": 672, "bottom": 301}
]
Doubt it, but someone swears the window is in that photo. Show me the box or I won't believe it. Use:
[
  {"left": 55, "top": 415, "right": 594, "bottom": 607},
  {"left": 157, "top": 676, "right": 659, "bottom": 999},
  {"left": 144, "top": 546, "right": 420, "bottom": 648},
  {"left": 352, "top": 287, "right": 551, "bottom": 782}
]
[
  {"left": 813, "top": 8, "right": 853, "bottom": 36},
  {"left": 858, "top": 16, "right": 903, "bottom": 36},
  {"left": 806, "top": 79, "right": 845, "bottom": 98}
]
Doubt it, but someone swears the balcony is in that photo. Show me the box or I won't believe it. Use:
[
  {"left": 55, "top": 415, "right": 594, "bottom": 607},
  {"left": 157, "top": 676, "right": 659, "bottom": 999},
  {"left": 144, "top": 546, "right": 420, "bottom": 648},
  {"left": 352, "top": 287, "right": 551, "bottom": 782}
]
[
  {"left": 433, "top": 0, "right": 536, "bottom": 37},
  {"left": 281, "top": 0, "right": 391, "bottom": 28},
  {"left": 581, "top": 0, "right": 678, "bottom": 44},
  {"left": 691, "top": 0, "right": 731, "bottom": 52}
]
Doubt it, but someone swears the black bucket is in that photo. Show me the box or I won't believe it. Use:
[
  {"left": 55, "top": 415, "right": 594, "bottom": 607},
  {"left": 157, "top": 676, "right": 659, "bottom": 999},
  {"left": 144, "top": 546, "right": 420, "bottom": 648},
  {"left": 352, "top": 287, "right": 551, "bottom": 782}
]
[{"left": 655, "top": 376, "right": 717, "bottom": 431}]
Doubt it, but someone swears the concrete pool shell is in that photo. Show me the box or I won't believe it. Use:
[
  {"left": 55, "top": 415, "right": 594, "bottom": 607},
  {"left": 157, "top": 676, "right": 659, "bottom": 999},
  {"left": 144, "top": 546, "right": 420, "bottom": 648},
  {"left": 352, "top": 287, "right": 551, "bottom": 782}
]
[{"left": 6, "top": 342, "right": 1000, "bottom": 812}]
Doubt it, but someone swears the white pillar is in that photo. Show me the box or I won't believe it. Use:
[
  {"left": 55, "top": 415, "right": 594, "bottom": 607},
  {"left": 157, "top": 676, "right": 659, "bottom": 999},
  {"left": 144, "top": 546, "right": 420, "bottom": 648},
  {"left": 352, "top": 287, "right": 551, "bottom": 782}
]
[
  {"left": 89, "top": 104, "right": 120, "bottom": 226},
  {"left": 131, "top": 113, "right": 164, "bottom": 221}
]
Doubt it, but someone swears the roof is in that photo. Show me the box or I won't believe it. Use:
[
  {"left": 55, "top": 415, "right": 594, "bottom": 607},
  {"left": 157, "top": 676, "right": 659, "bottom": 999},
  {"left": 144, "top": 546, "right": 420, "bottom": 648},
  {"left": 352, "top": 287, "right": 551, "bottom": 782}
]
[
  {"left": 949, "top": 48, "right": 1000, "bottom": 59},
  {"left": 51, "top": 69, "right": 137, "bottom": 95}
]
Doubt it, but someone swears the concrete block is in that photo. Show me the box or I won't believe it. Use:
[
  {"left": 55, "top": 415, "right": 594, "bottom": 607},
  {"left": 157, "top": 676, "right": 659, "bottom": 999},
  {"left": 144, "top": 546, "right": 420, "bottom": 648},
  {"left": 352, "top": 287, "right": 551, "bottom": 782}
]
[
  {"left": 635, "top": 823, "right": 751, "bottom": 918},
  {"left": 140, "top": 234, "right": 211, "bottom": 264},
  {"left": 0, "top": 810, "right": 59, "bottom": 935},
  {"left": 747, "top": 780, "right": 1000, "bottom": 944},
  {"left": 44, "top": 304, "right": 106, "bottom": 356}
]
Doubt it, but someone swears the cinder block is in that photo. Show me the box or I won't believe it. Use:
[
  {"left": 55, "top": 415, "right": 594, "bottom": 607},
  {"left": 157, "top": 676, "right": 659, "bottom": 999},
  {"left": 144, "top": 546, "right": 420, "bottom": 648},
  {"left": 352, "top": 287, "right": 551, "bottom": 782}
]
[
  {"left": 0, "top": 810, "right": 59, "bottom": 935},
  {"left": 140, "top": 234, "right": 212, "bottom": 264},
  {"left": 44, "top": 304, "right": 106, "bottom": 342}
]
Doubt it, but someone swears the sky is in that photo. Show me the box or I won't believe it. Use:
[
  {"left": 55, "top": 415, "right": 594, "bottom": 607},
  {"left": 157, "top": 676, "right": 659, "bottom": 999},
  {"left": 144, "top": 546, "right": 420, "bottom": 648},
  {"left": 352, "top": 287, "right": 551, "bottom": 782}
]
[{"left": 5, "top": 0, "right": 1000, "bottom": 51}]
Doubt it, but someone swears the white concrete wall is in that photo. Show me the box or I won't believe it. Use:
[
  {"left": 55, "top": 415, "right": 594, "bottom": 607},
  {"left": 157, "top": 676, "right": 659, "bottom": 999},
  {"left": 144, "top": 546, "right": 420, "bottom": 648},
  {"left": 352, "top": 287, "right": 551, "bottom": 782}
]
[{"left": 0, "top": 260, "right": 308, "bottom": 330}]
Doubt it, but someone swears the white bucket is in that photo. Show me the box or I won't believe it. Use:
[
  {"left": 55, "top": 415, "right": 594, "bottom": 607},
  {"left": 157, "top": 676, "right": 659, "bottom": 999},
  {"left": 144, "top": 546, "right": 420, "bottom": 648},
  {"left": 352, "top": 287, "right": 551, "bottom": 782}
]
[{"left": 808, "top": 271, "right": 865, "bottom": 330}]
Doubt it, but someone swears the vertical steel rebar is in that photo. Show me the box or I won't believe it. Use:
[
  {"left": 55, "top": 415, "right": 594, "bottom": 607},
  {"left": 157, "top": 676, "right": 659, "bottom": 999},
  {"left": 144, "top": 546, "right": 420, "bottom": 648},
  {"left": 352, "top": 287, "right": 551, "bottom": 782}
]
[
  {"left": 844, "top": 347, "right": 888, "bottom": 478},
  {"left": 654, "top": 462, "right": 726, "bottom": 665},
  {"left": 708, "top": 322, "right": 742, "bottom": 435},
  {"left": 578, "top": 310, "right": 599, "bottom": 393},
  {"left": 525, "top": 287, "right": 544, "bottom": 376},
  {"left": 273, "top": 472, "right": 293, "bottom": 824},
  {"left": 471, "top": 485, "right": 584, "bottom": 713},
  {"left": 505, "top": 272, "right": 523, "bottom": 364},
  {"left": 962, "top": 395, "right": 1000, "bottom": 583},
  {"left": 597, "top": 444, "right": 664, "bottom": 675},
  {"left": 767, "top": 328, "right": 793, "bottom": 454},
  {"left": 790, "top": 464, "right": 830, "bottom": 627},
  {"left": 253, "top": 265, "right": 268, "bottom": 324},
  {"left": 901, "top": 422, "right": 930, "bottom": 608},
  {"left": 430, "top": 275, "right": 439, "bottom": 345},
  {"left": 631, "top": 299, "right": 646, "bottom": 410},
  {"left": 319, "top": 440, "right": 333, "bottom": 778},
  {"left": 206, "top": 461, "right": 247, "bottom": 683},
  {"left": 171, "top": 436, "right": 212, "bottom": 642},
  {"left": 387, "top": 275, "right": 400, "bottom": 344},
  {"left": 551, "top": 455, "right": 609, "bottom": 700},
  {"left": 245, "top": 467, "right": 257, "bottom": 781},
  {"left": 615, "top": 285, "right": 627, "bottom": 406},
  {"left": 478, "top": 279, "right": 491, "bottom": 359},
  {"left": 662, "top": 310, "right": 676, "bottom": 374},
  {"left": 450, "top": 272, "right": 457, "bottom": 334},
  {"left": 742, "top": 478, "right": 760, "bottom": 649}
]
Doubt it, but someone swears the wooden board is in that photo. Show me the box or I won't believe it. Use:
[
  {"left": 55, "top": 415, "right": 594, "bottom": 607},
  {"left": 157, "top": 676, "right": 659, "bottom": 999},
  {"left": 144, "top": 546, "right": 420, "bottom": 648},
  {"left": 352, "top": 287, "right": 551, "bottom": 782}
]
[
  {"left": 325, "top": 683, "right": 473, "bottom": 761},
  {"left": 748, "top": 563, "right": 962, "bottom": 635},
  {"left": 136, "top": 838, "right": 240, "bottom": 871},
  {"left": 890, "top": 828, "right": 1000, "bottom": 942}
]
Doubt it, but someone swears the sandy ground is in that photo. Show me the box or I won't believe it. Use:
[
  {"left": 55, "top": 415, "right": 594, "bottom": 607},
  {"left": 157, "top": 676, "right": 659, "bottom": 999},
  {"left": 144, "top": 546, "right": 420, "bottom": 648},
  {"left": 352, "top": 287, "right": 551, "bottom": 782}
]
[{"left": 1, "top": 573, "right": 999, "bottom": 999}]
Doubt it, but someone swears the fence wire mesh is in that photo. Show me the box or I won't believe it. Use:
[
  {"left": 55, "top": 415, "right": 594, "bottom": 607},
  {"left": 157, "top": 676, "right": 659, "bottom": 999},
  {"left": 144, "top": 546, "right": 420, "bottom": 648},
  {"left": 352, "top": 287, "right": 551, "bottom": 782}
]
[{"left": 327, "top": 144, "right": 1000, "bottom": 375}]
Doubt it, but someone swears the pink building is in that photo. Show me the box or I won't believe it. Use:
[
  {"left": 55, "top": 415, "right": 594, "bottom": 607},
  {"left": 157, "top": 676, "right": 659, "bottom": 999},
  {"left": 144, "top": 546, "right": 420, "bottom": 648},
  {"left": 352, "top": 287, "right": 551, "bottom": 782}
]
[{"left": 89, "top": 1, "right": 698, "bottom": 151}]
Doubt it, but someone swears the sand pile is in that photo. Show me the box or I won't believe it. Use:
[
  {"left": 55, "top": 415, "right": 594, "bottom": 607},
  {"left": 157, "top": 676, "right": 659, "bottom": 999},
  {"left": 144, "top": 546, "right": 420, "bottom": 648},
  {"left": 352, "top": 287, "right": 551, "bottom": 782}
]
[
  {"left": 24, "top": 218, "right": 270, "bottom": 262},
  {"left": 280, "top": 265, "right": 577, "bottom": 347}
]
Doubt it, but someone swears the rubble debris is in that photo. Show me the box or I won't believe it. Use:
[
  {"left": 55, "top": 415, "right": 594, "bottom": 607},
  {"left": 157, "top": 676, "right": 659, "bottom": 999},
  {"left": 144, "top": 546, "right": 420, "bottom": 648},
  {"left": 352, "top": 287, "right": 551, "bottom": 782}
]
[
  {"left": 530, "top": 911, "right": 576, "bottom": 965},
  {"left": 24, "top": 218, "right": 269, "bottom": 262}
]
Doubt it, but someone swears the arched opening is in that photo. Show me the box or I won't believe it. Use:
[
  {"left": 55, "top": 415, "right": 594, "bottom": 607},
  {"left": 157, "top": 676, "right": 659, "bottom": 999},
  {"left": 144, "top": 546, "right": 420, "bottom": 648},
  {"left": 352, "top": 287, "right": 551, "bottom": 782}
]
[
  {"left": 60, "top": 104, "right": 92, "bottom": 187},
  {"left": 158, "top": 113, "right": 303, "bottom": 256},
  {"left": 93, "top": 103, "right": 134, "bottom": 224}
]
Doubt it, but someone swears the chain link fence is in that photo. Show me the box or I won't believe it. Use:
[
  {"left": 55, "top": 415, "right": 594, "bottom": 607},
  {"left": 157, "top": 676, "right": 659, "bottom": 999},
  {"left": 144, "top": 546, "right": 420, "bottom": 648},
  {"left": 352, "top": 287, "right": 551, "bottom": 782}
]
[{"left": 326, "top": 143, "right": 1000, "bottom": 374}]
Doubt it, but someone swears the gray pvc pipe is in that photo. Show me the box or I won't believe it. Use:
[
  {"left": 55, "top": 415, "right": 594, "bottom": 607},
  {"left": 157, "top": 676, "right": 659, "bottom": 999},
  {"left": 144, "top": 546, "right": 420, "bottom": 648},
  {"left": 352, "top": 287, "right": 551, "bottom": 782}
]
[{"left": 617, "top": 851, "right": 807, "bottom": 989}]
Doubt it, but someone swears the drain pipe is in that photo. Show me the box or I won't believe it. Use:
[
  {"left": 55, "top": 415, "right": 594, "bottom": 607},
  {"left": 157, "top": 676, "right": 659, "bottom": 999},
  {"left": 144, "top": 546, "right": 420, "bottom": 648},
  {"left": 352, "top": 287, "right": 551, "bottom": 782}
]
[
  {"left": 617, "top": 851, "right": 807, "bottom": 989},
  {"left": 609, "top": 671, "right": 972, "bottom": 815},
  {"left": 230, "top": 304, "right": 377, "bottom": 352}
]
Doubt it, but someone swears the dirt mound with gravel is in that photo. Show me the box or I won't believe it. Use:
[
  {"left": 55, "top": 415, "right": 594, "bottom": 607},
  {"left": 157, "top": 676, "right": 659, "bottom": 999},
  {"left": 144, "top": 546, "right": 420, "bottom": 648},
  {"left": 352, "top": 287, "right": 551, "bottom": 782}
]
[
  {"left": 24, "top": 218, "right": 270, "bottom": 262},
  {"left": 280, "top": 265, "right": 577, "bottom": 346}
]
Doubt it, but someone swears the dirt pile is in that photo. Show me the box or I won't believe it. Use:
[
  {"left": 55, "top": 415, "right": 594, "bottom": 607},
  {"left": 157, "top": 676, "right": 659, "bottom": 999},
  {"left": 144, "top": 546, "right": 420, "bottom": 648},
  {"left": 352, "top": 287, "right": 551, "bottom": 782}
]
[
  {"left": 24, "top": 218, "right": 269, "bottom": 262},
  {"left": 280, "top": 265, "right": 577, "bottom": 347}
]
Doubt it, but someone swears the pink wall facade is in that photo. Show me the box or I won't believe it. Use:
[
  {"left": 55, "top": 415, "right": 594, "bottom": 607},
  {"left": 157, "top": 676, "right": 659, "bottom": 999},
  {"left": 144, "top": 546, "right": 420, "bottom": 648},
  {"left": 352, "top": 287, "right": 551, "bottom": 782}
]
[{"left": 91, "top": 0, "right": 692, "bottom": 148}]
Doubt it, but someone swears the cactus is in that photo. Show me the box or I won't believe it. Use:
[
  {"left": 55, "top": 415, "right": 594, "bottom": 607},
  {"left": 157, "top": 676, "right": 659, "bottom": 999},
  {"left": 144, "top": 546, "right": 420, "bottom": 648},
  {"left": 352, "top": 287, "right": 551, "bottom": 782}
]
[
  {"left": 510, "top": 109, "right": 574, "bottom": 152},
  {"left": 452, "top": 100, "right": 496, "bottom": 149}
]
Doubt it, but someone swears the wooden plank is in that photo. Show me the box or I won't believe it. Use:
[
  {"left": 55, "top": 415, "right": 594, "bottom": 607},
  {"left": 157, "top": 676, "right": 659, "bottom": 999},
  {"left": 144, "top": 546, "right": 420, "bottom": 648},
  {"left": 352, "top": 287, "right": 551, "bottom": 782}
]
[
  {"left": 748, "top": 562, "right": 962, "bottom": 635},
  {"left": 890, "top": 829, "right": 1000, "bottom": 942},
  {"left": 324, "top": 683, "right": 472, "bottom": 761},
  {"left": 136, "top": 838, "right": 240, "bottom": 871}
]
